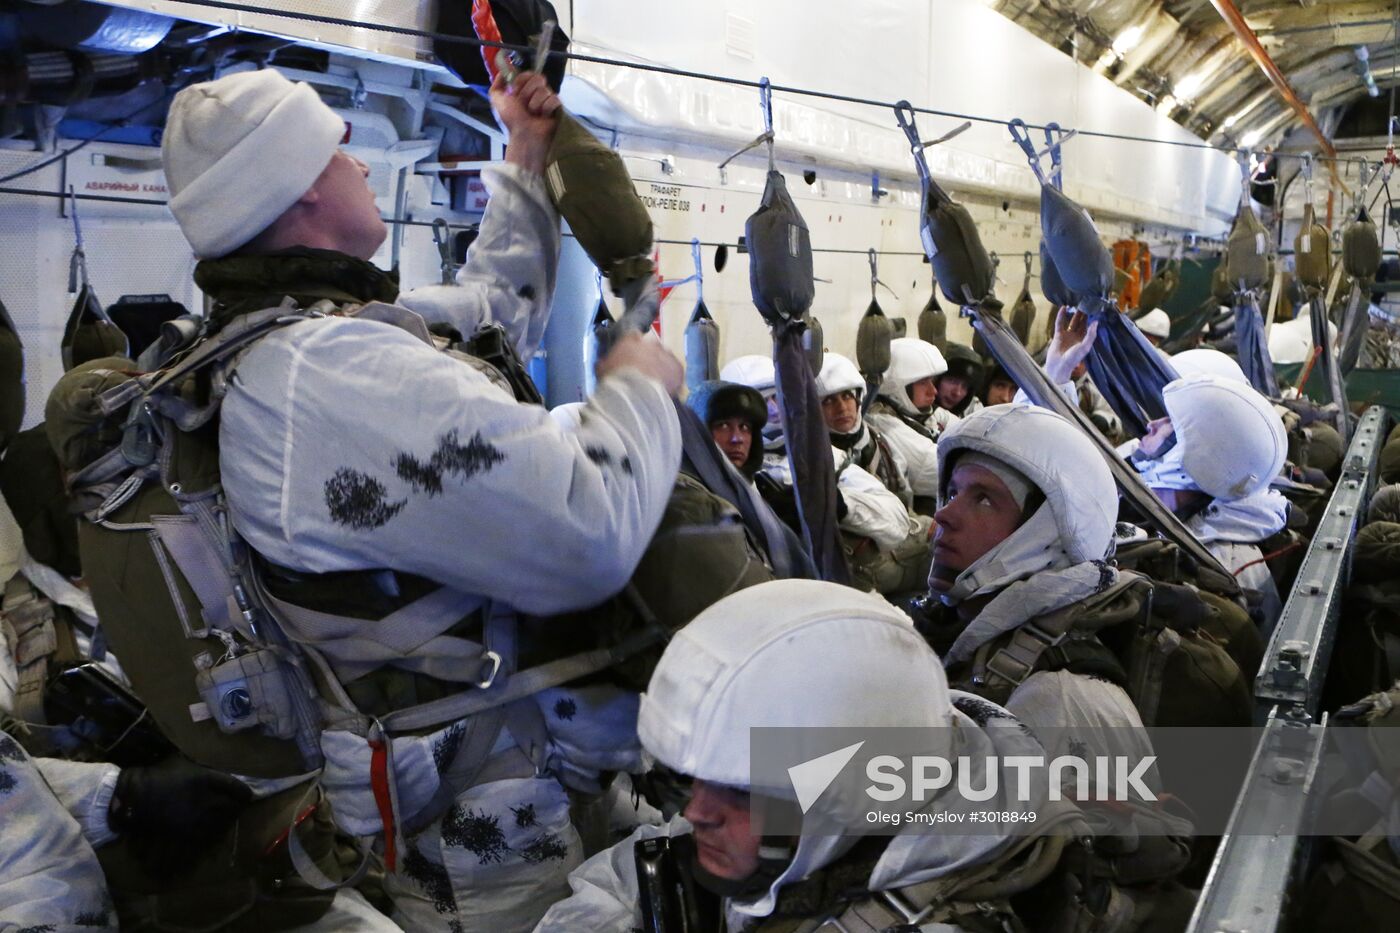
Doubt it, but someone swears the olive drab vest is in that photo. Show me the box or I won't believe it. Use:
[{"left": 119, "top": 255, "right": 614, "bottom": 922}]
[{"left": 750, "top": 811, "right": 1086, "bottom": 933}]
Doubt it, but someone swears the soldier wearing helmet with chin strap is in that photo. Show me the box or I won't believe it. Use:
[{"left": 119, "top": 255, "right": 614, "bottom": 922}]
[
  {"left": 866, "top": 338, "right": 956, "bottom": 515},
  {"left": 535, "top": 579, "right": 1103, "bottom": 933},
  {"left": 1131, "top": 373, "right": 1291, "bottom": 635},
  {"left": 720, "top": 355, "right": 909, "bottom": 570},
  {"left": 814, "top": 353, "right": 933, "bottom": 596}
]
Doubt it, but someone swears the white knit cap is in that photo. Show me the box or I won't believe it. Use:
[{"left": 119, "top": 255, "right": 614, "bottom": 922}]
[{"left": 162, "top": 69, "right": 347, "bottom": 258}]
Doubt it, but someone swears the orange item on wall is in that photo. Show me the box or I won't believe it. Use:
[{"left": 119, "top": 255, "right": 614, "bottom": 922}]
[{"left": 1112, "top": 239, "right": 1153, "bottom": 310}]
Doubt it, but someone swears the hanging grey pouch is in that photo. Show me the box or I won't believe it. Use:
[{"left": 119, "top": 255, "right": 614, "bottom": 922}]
[
  {"left": 684, "top": 302, "right": 720, "bottom": 393},
  {"left": 1344, "top": 207, "right": 1382, "bottom": 281},
  {"left": 918, "top": 290, "right": 947, "bottom": 352},
  {"left": 1039, "top": 239, "right": 1076, "bottom": 309},
  {"left": 747, "top": 170, "right": 815, "bottom": 325},
  {"left": 1225, "top": 204, "right": 1272, "bottom": 291},
  {"left": 924, "top": 199, "right": 996, "bottom": 307},
  {"left": 1040, "top": 185, "right": 1114, "bottom": 298},
  {"left": 1010, "top": 287, "right": 1036, "bottom": 347}
]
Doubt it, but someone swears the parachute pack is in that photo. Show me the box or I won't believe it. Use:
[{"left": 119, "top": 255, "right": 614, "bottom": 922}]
[{"left": 948, "top": 569, "right": 1256, "bottom": 730}]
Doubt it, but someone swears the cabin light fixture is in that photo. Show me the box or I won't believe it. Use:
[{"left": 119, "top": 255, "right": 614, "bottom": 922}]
[
  {"left": 1112, "top": 24, "right": 1144, "bottom": 56},
  {"left": 1174, "top": 71, "right": 1206, "bottom": 102}
]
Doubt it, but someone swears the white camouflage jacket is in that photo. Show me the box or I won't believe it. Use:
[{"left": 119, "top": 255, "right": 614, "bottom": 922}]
[
  {"left": 758, "top": 448, "right": 910, "bottom": 550},
  {"left": 220, "top": 162, "right": 681, "bottom": 616}
]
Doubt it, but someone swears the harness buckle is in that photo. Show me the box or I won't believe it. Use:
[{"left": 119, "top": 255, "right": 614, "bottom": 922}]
[
  {"left": 985, "top": 622, "right": 1065, "bottom": 687},
  {"left": 475, "top": 650, "right": 502, "bottom": 689}
]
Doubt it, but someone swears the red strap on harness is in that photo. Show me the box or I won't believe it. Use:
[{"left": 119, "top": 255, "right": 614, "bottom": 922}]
[
  {"left": 472, "top": 0, "right": 505, "bottom": 83},
  {"left": 369, "top": 735, "right": 397, "bottom": 871}
]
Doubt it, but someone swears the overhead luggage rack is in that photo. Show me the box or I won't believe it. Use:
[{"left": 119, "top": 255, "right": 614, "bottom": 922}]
[{"left": 1255, "top": 405, "right": 1387, "bottom": 721}]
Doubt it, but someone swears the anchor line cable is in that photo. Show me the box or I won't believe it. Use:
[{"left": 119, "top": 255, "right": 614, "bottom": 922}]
[
  {"left": 163, "top": 0, "right": 1358, "bottom": 168},
  {"left": 0, "top": 184, "right": 932, "bottom": 256}
]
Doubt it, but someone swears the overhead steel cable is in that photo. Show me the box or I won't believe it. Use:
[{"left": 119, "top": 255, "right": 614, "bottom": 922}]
[{"left": 161, "top": 0, "right": 1357, "bottom": 167}]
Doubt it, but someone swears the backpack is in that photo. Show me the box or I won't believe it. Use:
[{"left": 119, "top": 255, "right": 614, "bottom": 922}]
[
  {"left": 949, "top": 570, "right": 1254, "bottom": 730},
  {"left": 46, "top": 301, "right": 773, "bottom": 861},
  {"left": 47, "top": 313, "right": 346, "bottom": 927},
  {"left": 1112, "top": 536, "right": 1264, "bottom": 680}
]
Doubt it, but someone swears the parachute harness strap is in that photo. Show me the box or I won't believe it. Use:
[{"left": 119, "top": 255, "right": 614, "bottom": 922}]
[
  {"left": 692, "top": 237, "right": 704, "bottom": 306},
  {"left": 1301, "top": 152, "right": 1315, "bottom": 212},
  {"left": 716, "top": 77, "right": 777, "bottom": 179},
  {"left": 760, "top": 76, "right": 775, "bottom": 172},
  {"left": 894, "top": 101, "right": 932, "bottom": 186},
  {"left": 657, "top": 238, "right": 704, "bottom": 297}
]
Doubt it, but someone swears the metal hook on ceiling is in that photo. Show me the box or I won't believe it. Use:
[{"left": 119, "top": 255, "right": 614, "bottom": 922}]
[
  {"left": 67, "top": 184, "right": 88, "bottom": 294},
  {"left": 868, "top": 248, "right": 898, "bottom": 301},
  {"left": 717, "top": 77, "right": 777, "bottom": 182}
]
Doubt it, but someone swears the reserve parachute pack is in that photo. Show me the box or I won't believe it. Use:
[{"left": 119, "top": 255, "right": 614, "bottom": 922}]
[
  {"left": 1343, "top": 206, "right": 1383, "bottom": 281},
  {"left": 1225, "top": 202, "right": 1273, "bottom": 292},
  {"left": 949, "top": 568, "right": 1255, "bottom": 729},
  {"left": 1294, "top": 203, "right": 1332, "bottom": 291},
  {"left": 894, "top": 103, "right": 996, "bottom": 310},
  {"left": 46, "top": 298, "right": 775, "bottom": 855},
  {"left": 1010, "top": 253, "right": 1038, "bottom": 348}
]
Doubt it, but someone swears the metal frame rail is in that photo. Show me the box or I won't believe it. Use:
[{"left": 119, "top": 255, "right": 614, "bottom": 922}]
[
  {"left": 1186, "top": 405, "right": 1389, "bottom": 933},
  {"left": 1186, "top": 710, "right": 1328, "bottom": 933},
  {"left": 1255, "top": 405, "right": 1385, "bottom": 721}
]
